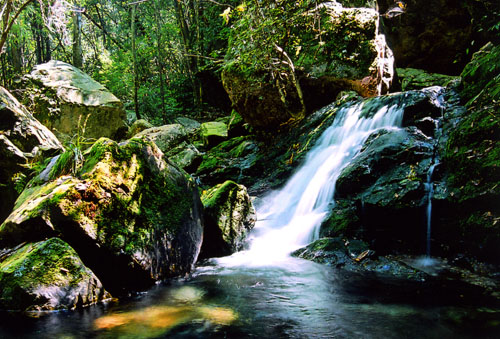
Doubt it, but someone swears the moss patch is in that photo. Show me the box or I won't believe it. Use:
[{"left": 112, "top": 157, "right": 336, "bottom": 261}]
[{"left": 0, "top": 238, "right": 107, "bottom": 311}]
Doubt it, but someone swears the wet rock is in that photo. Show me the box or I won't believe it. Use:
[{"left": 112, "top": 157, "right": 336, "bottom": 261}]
[
  {"left": 397, "top": 68, "right": 459, "bottom": 91},
  {"left": 0, "top": 87, "right": 63, "bottom": 224},
  {"left": 16, "top": 60, "right": 127, "bottom": 142},
  {"left": 439, "top": 43, "right": 500, "bottom": 262},
  {"left": 292, "top": 237, "right": 428, "bottom": 280},
  {"left": 0, "top": 137, "right": 203, "bottom": 294},
  {"left": 0, "top": 238, "right": 110, "bottom": 311},
  {"left": 200, "top": 181, "right": 256, "bottom": 258}
]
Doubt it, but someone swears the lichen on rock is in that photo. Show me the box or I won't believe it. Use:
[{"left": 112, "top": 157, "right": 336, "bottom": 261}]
[{"left": 16, "top": 60, "right": 127, "bottom": 142}]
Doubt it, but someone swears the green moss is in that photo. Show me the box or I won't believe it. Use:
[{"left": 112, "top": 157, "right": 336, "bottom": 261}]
[
  {"left": 320, "top": 200, "right": 360, "bottom": 237},
  {"left": 0, "top": 238, "right": 91, "bottom": 310},
  {"left": 460, "top": 43, "right": 500, "bottom": 104},
  {"left": 201, "top": 181, "right": 239, "bottom": 210}
]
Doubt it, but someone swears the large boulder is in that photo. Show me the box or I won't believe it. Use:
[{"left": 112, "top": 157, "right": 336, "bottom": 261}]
[
  {"left": 222, "top": 1, "right": 394, "bottom": 130},
  {"left": 199, "top": 181, "right": 256, "bottom": 258},
  {"left": 134, "top": 124, "right": 188, "bottom": 152},
  {"left": 200, "top": 121, "right": 228, "bottom": 148},
  {"left": 378, "top": 0, "right": 500, "bottom": 75},
  {"left": 0, "top": 238, "right": 109, "bottom": 311},
  {"left": 319, "top": 87, "right": 448, "bottom": 255},
  {"left": 439, "top": 43, "right": 500, "bottom": 262},
  {"left": 17, "top": 60, "right": 127, "bottom": 142},
  {"left": 0, "top": 87, "right": 63, "bottom": 224},
  {"left": 0, "top": 137, "right": 203, "bottom": 295},
  {"left": 134, "top": 123, "right": 203, "bottom": 172}
]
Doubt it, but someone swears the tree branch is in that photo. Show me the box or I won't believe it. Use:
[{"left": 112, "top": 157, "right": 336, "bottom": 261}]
[
  {"left": 82, "top": 10, "right": 126, "bottom": 51},
  {"left": 0, "top": 0, "right": 36, "bottom": 54}
]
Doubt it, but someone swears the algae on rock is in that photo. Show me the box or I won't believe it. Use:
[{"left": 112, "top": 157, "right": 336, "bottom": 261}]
[
  {"left": 0, "top": 238, "right": 109, "bottom": 311},
  {"left": 200, "top": 181, "right": 256, "bottom": 258}
]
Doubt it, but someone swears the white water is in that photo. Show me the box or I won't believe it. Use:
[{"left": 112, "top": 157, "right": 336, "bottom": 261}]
[{"left": 218, "top": 101, "right": 405, "bottom": 267}]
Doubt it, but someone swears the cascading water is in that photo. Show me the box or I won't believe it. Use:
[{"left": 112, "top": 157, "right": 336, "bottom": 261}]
[
  {"left": 424, "top": 161, "right": 439, "bottom": 258},
  {"left": 219, "top": 100, "right": 405, "bottom": 267}
]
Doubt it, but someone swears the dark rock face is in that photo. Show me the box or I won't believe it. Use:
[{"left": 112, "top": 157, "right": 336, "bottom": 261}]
[
  {"left": 439, "top": 43, "right": 500, "bottom": 262},
  {"left": 0, "top": 87, "right": 63, "bottom": 224},
  {"left": 320, "top": 87, "right": 450, "bottom": 255},
  {"left": 199, "top": 181, "right": 256, "bottom": 259},
  {"left": 0, "top": 137, "right": 203, "bottom": 297},
  {"left": 378, "top": 0, "right": 499, "bottom": 75},
  {"left": 0, "top": 238, "right": 109, "bottom": 311}
]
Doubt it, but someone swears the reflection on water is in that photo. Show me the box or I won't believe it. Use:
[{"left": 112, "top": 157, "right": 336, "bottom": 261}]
[{"left": 1, "top": 257, "right": 499, "bottom": 338}]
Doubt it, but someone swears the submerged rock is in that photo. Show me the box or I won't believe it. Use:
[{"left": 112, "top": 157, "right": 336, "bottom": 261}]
[
  {"left": 0, "top": 87, "right": 63, "bottom": 224},
  {"left": 17, "top": 60, "right": 127, "bottom": 142},
  {"left": 0, "top": 137, "right": 203, "bottom": 295},
  {"left": 292, "top": 237, "right": 428, "bottom": 280},
  {"left": 200, "top": 181, "right": 256, "bottom": 258},
  {"left": 0, "top": 238, "right": 109, "bottom": 311}
]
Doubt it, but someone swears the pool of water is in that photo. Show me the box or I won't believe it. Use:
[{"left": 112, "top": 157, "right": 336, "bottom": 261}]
[{"left": 1, "top": 257, "right": 498, "bottom": 338}]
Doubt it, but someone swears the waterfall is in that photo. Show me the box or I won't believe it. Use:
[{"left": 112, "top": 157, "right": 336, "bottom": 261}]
[
  {"left": 424, "top": 161, "right": 439, "bottom": 257},
  {"left": 219, "top": 100, "right": 405, "bottom": 267}
]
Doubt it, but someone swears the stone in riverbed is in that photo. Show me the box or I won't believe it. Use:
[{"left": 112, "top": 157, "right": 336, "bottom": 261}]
[
  {"left": 0, "top": 238, "right": 109, "bottom": 311},
  {"left": 199, "top": 181, "right": 256, "bottom": 258},
  {"left": 0, "top": 137, "right": 203, "bottom": 295}
]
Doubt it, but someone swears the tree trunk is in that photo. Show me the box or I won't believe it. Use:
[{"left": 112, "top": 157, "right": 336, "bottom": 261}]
[
  {"left": 10, "top": 25, "right": 22, "bottom": 73},
  {"left": 153, "top": 0, "right": 167, "bottom": 122},
  {"left": 72, "top": 2, "right": 83, "bottom": 68},
  {"left": 172, "top": 0, "right": 201, "bottom": 108},
  {"left": 130, "top": 4, "right": 141, "bottom": 120}
]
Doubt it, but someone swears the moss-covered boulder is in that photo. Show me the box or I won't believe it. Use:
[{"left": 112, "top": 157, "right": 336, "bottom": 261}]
[
  {"left": 0, "top": 137, "right": 203, "bottom": 294},
  {"left": 195, "top": 136, "right": 260, "bottom": 187},
  {"left": 0, "top": 87, "right": 63, "bottom": 224},
  {"left": 222, "top": 1, "right": 394, "bottom": 130},
  {"left": 397, "top": 68, "right": 459, "bottom": 91},
  {"left": 199, "top": 181, "right": 256, "bottom": 258},
  {"left": 0, "top": 238, "right": 109, "bottom": 311},
  {"left": 134, "top": 124, "right": 188, "bottom": 153},
  {"left": 200, "top": 121, "right": 228, "bottom": 148},
  {"left": 439, "top": 43, "right": 500, "bottom": 262},
  {"left": 17, "top": 60, "right": 127, "bottom": 142},
  {"left": 127, "top": 119, "right": 153, "bottom": 138}
]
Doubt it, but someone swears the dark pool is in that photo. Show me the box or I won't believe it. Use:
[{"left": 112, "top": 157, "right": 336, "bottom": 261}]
[{"left": 1, "top": 257, "right": 499, "bottom": 338}]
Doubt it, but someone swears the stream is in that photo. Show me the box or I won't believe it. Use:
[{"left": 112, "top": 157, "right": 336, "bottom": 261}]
[{"left": 1, "top": 94, "right": 499, "bottom": 338}]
